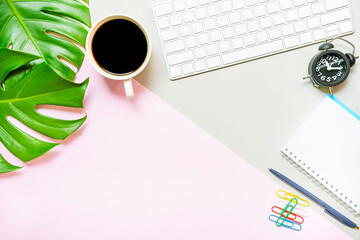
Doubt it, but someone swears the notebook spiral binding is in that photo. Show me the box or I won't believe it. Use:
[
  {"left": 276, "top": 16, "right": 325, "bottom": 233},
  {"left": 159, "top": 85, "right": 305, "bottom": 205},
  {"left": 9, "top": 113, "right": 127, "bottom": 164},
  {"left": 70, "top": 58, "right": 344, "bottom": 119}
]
[{"left": 281, "top": 148, "right": 359, "bottom": 216}]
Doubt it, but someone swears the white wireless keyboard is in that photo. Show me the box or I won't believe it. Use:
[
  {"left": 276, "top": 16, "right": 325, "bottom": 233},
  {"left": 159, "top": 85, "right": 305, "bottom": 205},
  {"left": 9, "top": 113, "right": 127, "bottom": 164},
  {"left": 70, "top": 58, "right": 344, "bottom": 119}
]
[{"left": 153, "top": 0, "right": 354, "bottom": 80}]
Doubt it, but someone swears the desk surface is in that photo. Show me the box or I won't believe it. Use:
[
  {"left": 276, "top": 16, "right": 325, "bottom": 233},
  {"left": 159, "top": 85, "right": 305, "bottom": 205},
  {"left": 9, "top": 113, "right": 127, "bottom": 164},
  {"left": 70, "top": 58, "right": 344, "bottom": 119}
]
[{"left": 90, "top": 1, "right": 360, "bottom": 239}]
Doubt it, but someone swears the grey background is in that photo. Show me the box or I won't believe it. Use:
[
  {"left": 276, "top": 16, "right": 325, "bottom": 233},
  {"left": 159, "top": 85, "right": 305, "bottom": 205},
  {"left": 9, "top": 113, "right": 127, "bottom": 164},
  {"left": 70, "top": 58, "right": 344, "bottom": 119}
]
[{"left": 90, "top": 0, "right": 360, "bottom": 239}]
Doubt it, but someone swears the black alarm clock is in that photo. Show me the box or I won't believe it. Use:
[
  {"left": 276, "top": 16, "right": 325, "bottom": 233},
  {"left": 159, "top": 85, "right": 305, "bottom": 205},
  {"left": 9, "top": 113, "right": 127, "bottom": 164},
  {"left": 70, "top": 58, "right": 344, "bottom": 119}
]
[{"left": 304, "top": 37, "right": 357, "bottom": 94}]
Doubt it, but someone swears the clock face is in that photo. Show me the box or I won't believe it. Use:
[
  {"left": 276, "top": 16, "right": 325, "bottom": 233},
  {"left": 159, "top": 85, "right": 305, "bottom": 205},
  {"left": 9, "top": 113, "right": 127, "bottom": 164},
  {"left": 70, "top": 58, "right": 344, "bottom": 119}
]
[{"left": 314, "top": 52, "right": 349, "bottom": 86}]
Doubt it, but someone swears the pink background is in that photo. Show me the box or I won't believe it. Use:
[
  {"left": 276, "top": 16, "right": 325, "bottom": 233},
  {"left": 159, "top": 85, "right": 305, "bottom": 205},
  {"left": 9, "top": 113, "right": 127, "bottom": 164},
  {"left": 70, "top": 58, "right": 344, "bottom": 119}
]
[{"left": 0, "top": 59, "right": 351, "bottom": 239}]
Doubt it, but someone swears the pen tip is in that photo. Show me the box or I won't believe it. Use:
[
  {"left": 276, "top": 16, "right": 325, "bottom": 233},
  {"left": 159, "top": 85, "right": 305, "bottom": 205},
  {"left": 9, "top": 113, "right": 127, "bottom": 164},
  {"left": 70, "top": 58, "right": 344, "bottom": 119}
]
[{"left": 356, "top": 226, "right": 359, "bottom": 230}]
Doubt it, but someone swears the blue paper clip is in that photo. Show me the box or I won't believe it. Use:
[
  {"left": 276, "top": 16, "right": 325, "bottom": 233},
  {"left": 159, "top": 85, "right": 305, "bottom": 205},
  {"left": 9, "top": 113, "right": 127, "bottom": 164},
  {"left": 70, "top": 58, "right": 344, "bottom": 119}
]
[{"left": 269, "top": 215, "right": 302, "bottom": 231}]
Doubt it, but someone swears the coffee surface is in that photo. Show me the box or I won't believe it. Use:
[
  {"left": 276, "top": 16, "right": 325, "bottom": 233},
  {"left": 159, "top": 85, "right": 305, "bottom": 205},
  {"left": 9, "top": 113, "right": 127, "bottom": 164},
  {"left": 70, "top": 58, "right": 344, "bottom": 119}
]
[{"left": 92, "top": 19, "right": 148, "bottom": 75}]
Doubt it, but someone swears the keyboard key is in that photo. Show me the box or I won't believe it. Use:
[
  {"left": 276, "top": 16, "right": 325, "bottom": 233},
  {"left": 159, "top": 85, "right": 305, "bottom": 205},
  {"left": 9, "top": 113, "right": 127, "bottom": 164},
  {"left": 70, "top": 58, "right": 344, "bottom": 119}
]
[
  {"left": 158, "top": 17, "right": 170, "bottom": 29},
  {"left": 183, "top": 11, "right": 195, "bottom": 22},
  {"left": 222, "top": 40, "right": 283, "bottom": 64},
  {"left": 194, "top": 60, "right": 206, "bottom": 71},
  {"left": 295, "top": 20, "right": 307, "bottom": 32},
  {"left": 154, "top": 3, "right": 173, "bottom": 16},
  {"left": 195, "top": 7, "right": 207, "bottom": 19},
  {"left": 186, "top": 0, "right": 197, "bottom": 8},
  {"left": 219, "top": 41, "right": 231, "bottom": 52},
  {"left": 325, "top": 0, "right": 347, "bottom": 11},
  {"left": 164, "top": 39, "right": 185, "bottom": 53},
  {"left": 312, "top": 2, "right": 324, "bottom": 15},
  {"left": 207, "top": 44, "right": 219, "bottom": 55},
  {"left": 210, "top": 30, "right": 222, "bottom": 41},
  {"left": 279, "top": 0, "right": 292, "bottom": 10},
  {"left": 269, "top": 27, "right": 281, "bottom": 39},
  {"left": 173, "top": 0, "right": 185, "bottom": 11},
  {"left": 220, "top": 1, "right": 232, "bottom": 13},
  {"left": 298, "top": 6, "right": 311, "bottom": 18},
  {"left": 185, "top": 36, "right": 197, "bottom": 48},
  {"left": 182, "top": 62, "right": 194, "bottom": 74},
  {"left": 167, "top": 50, "right": 194, "bottom": 65},
  {"left": 254, "top": 5, "right": 266, "bottom": 17},
  {"left": 267, "top": 1, "right": 279, "bottom": 14},
  {"left": 282, "top": 24, "right": 294, "bottom": 36},
  {"left": 235, "top": 23, "right": 247, "bottom": 35},
  {"left": 300, "top": 32, "right": 312, "bottom": 44},
  {"left": 242, "top": 8, "right": 254, "bottom": 20},
  {"left": 273, "top": 13, "right": 285, "bottom": 25},
  {"left": 217, "top": 15, "right": 229, "bottom": 27},
  {"left": 161, "top": 28, "right": 179, "bottom": 41},
  {"left": 256, "top": 30, "right": 268, "bottom": 43},
  {"left": 321, "top": 8, "right": 350, "bottom": 25},
  {"left": 231, "top": 37, "right": 243, "bottom": 49},
  {"left": 285, "top": 9, "right": 298, "bottom": 22},
  {"left": 169, "top": 66, "right": 182, "bottom": 78},
  {"left": 244, "top": 34, "right": 256, "bottom": 46},
  {"left": 326, "top": 25, "right": 339, "bottom": 38},
  {"left": 229, "top": 12, "right": 241, "bottom": 24},
  {"left": 198, "top": 33, "right": 210, "bottom": 45},
  {"left": 307, "top": 17, "right": 320, "bottom": 29},
  {"left": 313, "top": 28, "right": 325, "bottom": 40},
  {"left": 170, "top": 14, "right": 183, "bottom": 26},
  {"left": 232, "top": 0, "right": 245, "bottom": 9},
  {"left": 192, "top": 22, "right": 204, "bottom": 33},
  {"left": 208, "top": 4, "right": 220, "bottom": 16},
  {"left": 195, "top": 47, "right": 206, "bottom": 58},
  {"left": 327, "top": 29, "right": 339, "bottom": 38},
  {"left": 284, "top": 35, "right": 300, "bottom": 48},
  {"left": 179, "top": 25, "right": 191, "bottom": 36},
  {"left": 247, "top": 20, "right": 259, "bottom": 32},
  {"left": 327, "top": 25, "right": 338, "bottom": 32},
  {"left": 260, "top": 16, "right": 272, "bottom": 28},
  {"left": 207, "top": 56, "right": 222, "bottom": 68},
  {"left": 340, "top": 21, "right": 353, "bottom": 34},
  {"left": 204, "top": 19, "right": 216, "bottom": 30},
  {"left": 223, "top": 27, "right": 235, "bottom": 38}
]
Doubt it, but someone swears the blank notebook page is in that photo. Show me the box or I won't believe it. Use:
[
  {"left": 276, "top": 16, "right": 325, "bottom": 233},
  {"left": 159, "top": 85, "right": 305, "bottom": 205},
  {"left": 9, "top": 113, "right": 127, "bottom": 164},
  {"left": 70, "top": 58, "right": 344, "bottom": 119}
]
[{"left": 282, "top": 95, "right": 360, "bottom": 214}]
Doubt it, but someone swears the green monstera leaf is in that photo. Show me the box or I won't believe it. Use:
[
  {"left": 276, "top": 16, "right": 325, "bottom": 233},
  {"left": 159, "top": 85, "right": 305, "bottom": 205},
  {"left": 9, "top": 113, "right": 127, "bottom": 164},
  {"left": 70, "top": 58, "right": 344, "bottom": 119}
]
[
  {"left": 0, "top": 0, "right": 91, "bottom": 81},
  {"left": 0, "top": 48, "right": 88, "bottom": 174}
]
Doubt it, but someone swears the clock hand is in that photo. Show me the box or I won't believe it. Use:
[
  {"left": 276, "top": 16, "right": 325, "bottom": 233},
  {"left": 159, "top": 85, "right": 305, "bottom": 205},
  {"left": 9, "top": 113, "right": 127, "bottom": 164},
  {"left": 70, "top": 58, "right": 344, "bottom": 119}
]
[
  {"left": 330, "top": 67, "right": 342, "bottom": 70},
  {"left": 325, "top": 60, "right": 331, "bottom": 71}
]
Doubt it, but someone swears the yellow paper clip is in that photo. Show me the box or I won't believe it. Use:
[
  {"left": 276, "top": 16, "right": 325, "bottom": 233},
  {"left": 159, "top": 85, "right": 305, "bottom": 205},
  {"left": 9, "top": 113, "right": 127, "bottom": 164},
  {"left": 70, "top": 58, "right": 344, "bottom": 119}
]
[{"left": 277, "top": 190, "right": 310, "bottom": 207}]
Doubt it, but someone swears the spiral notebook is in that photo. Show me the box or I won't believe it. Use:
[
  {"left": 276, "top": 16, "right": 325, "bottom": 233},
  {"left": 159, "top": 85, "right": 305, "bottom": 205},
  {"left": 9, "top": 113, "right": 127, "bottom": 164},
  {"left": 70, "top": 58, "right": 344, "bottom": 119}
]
[{"left": 281, "top": 95, "right": 360, "bottom": 214}]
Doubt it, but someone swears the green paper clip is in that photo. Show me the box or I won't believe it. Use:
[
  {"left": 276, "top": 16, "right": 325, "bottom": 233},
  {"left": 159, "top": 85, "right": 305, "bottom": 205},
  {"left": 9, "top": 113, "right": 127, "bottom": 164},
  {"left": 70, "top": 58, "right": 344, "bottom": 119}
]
[{"left": 276, "top": 198, "right": 298, "bottom": 227}]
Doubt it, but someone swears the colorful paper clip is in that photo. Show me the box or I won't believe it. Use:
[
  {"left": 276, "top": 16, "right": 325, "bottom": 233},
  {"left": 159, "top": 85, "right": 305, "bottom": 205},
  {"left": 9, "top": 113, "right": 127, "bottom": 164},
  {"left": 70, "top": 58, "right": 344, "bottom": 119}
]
[
  {"left": 276, "top": 200, "right": 309, "bottom": 217},
  {"left": 275, "top": 198, "right": 298, "bottom": 227},
  {"left": 277, "top": 190, "right": 310, "bottom": 207},
  {"left": 269, "top": 215, "right": 302, "bottom": 231},
  {"left": 272, "top": 206, "right": 304, "bottom": 224}
]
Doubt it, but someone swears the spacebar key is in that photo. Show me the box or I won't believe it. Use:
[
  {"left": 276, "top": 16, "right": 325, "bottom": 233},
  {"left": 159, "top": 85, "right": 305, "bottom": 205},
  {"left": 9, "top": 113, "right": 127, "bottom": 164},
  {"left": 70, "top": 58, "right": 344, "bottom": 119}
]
[{"left": 222, "top": 40, "right": 284, "bottom": 65}]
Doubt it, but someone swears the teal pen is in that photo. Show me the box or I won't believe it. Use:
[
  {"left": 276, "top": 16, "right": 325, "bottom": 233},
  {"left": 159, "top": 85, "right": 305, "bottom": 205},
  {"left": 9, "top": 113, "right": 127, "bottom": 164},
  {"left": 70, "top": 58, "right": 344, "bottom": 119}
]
[{"left": 269, "top": 168, "right": 359, "bottom": 230}]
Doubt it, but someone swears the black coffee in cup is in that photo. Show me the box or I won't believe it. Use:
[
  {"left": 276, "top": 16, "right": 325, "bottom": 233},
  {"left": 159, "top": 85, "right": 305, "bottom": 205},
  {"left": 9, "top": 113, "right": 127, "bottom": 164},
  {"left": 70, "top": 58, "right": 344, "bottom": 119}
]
[{"left": 91, "top": 19, "right": 148, "bottom": 75}]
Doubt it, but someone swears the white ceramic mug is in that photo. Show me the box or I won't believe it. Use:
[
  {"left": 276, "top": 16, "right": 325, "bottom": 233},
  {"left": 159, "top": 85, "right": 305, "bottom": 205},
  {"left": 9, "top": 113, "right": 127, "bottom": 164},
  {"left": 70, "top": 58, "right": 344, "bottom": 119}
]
[{"left": 86, "top": 15, "right": 151, "bottom": 98}]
